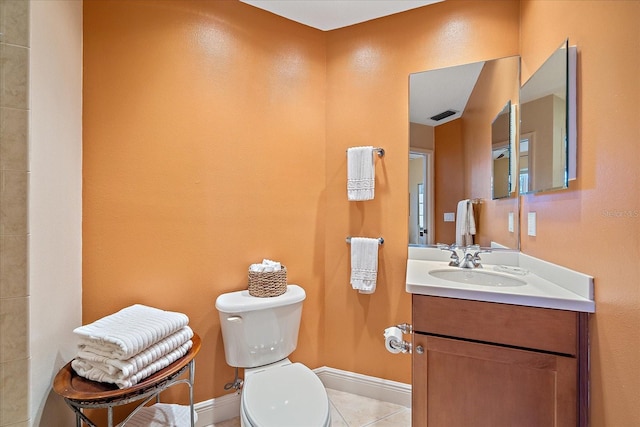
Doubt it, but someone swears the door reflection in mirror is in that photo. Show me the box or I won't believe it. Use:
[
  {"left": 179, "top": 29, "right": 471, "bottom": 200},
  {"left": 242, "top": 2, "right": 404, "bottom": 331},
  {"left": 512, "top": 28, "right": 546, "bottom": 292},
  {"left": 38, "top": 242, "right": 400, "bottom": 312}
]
[
  {"left": 491, "top": 101, "right": 512, "bottom": 200},
  {"left": 409, "top": 149, "right": 434, "bottom": 246},
  {"left": 519, "top": 133, "right": 533, "bottom": 194}
]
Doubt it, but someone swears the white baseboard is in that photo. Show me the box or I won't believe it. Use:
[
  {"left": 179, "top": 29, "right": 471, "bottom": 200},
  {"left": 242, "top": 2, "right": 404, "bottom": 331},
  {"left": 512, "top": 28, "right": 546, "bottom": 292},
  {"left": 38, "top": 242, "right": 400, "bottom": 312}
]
[
  {"left": 314, "top": 366, "right": 411, "bottom": 408},
  {"left": 194, "top": 367, "right": 411, "bottom": 426},
  {"left": 194, "top": 392, "right": 240, "bottom": 427}
]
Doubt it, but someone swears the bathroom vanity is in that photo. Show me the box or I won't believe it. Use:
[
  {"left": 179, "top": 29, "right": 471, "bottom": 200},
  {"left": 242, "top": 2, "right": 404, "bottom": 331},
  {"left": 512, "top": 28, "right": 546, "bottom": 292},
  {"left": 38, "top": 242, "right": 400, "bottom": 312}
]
[
  {"left": 412, "top": 296, "right": 588, "bottom": 427},
  {"left": 407, "top": 247, "right": 593, "bottom": 427}
]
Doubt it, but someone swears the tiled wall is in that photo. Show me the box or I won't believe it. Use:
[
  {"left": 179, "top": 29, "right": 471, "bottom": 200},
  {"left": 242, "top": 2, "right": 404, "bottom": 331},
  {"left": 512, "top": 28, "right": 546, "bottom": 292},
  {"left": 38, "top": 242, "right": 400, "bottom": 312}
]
[{"left": 0, "top": 0, "right": 30, "bottom": 425}]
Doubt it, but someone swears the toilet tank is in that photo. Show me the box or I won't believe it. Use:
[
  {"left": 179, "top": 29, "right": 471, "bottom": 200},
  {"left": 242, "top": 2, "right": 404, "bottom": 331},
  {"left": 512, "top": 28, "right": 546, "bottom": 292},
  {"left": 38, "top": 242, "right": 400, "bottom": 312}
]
[{"left": 215, "top": 285, "right": 305, "bottom": 368}]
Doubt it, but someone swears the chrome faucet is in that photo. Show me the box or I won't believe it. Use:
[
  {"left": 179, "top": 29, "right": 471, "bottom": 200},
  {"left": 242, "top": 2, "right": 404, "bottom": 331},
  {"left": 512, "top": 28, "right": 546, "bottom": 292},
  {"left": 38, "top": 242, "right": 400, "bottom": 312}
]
[
  {"left": 438, "top": 244, "right": 491, "bottom": 269},
  {"left": 458, "top": 246, "right": 490, "bottom": 269}
]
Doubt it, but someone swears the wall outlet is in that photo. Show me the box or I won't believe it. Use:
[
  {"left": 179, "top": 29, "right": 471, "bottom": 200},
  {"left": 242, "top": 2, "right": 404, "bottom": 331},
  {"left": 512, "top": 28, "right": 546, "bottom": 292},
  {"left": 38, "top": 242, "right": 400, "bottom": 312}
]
[
  {"left": 527, "top": 212, "right": 537, "bottom": 236},
  {"left": 508, "top": 212, "right": 514, "bottom": 232},
  {"left": 444, "top": 212, "right": 455, "bottom": 222}
]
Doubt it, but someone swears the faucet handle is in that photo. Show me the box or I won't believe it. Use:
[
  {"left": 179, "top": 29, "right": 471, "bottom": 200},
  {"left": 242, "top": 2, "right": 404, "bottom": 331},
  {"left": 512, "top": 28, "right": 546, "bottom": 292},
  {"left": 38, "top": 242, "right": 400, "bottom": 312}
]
[
  {"left": 438, "top": 244, "right": 460, "bottom": 266},
  {"left": 471, "top": 247, "right": 491, "bottom": 268},
  {"left": 471, "top": 246, "right": 491, "bottom": 256}
]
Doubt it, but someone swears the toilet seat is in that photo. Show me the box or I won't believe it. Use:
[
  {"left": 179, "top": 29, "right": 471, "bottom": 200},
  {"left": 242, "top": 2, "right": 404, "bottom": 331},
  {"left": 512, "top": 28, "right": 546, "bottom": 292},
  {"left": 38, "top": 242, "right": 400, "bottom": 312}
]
[{"left": 242, "top": 363, "right": 330, "bottom": 427}]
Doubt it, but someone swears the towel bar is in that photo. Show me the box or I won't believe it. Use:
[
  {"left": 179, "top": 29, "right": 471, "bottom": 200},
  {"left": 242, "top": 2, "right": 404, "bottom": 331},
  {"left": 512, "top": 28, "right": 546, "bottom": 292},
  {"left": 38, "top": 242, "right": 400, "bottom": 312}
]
[
  {"left": 345, "top": 147, "right": 385, "bottom": 157},
  {"left": 346, "top": 237, "right": 384, "bottom": 245}
]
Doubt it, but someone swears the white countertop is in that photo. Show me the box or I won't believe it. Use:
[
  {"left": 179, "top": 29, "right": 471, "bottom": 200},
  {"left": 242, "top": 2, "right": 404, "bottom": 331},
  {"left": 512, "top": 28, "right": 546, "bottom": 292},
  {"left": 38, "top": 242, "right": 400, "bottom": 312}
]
[{"left": 406, "top": 248, "right": 595, "bottom": 313}]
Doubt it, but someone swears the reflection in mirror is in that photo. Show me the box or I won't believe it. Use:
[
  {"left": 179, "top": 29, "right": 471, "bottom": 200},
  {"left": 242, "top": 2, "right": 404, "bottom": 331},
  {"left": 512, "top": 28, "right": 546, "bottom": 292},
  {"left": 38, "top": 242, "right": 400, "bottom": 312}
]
[
  {"left": 491, "top": 101, "right": 512, "bottom": 199},
  {"left": 520, "top": 40, "right": 569, "bottom": 194},
  {"left": 409, "top": 56, "right": 520, "bottom": 249},
  {"left": 409, "top": 149, "right": 434, "bottom": 246}
]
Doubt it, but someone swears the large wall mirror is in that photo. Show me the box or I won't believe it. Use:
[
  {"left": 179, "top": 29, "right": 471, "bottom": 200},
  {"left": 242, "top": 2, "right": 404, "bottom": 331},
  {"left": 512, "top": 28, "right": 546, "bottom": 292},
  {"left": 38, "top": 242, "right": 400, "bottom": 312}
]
[
  {"left": 409, "top": 56, "right": 520, "bottom": 249},
  {"left": 519, "top": 39, "right": 574, "bottom": 194}
]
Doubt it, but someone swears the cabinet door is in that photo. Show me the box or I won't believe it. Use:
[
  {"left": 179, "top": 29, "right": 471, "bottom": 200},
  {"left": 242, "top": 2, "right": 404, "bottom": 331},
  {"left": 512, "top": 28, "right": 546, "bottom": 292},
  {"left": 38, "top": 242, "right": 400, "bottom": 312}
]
[{"left": 412, "top": 334, "right": 577, "bottom": 427}]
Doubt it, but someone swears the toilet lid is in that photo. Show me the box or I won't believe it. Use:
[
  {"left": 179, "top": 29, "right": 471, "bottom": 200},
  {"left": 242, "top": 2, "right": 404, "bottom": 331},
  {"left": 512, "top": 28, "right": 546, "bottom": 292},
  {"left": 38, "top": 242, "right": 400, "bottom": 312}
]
[{"left": 243, "top": 363, "right": 329, "bottom": 427}]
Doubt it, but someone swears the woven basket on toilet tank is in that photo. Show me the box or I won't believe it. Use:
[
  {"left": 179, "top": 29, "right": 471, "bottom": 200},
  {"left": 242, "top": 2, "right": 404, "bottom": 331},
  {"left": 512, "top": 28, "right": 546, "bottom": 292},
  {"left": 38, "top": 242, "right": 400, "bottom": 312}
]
[{"left": 248, "top": 266, "right": 287, "bottom": 297}]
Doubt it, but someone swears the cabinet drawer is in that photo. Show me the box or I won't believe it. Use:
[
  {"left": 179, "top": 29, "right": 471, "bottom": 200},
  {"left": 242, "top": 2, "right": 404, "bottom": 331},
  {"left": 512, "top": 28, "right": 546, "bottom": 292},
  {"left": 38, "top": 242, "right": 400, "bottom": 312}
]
[{"left": 413, "top": 295, "right": 578, "bottom": 355}]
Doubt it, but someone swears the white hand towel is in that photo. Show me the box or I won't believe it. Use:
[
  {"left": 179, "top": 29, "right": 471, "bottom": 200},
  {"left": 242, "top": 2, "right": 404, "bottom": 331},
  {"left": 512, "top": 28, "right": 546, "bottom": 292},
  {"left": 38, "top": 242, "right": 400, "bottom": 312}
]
[
  {"left": 456, "top": 200, "right": 476, "bottom": 246},
  {"left": 347, "top": 146, "right": 375, "bottom": 201},
  {"left": 467, "top": 202, "right": 476, "bottom": 236},
  {"left": 73, "top": 304, "right": 189, "bottom": 360},
  {"left": 350, "top": 237, "right": 379, "bottom": 294}
]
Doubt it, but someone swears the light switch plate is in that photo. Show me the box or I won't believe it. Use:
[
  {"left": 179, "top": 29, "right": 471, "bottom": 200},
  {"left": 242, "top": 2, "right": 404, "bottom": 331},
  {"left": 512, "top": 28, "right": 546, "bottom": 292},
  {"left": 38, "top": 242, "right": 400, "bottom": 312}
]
[
  {"left": 508, "top": 212, "right": 514, "bottom": 232},
  {"left": 444, "top": 212, "right": 455, "bottom": 222},
  {"left": 528, "top": 212, "right": 537, "bottom": 236}
]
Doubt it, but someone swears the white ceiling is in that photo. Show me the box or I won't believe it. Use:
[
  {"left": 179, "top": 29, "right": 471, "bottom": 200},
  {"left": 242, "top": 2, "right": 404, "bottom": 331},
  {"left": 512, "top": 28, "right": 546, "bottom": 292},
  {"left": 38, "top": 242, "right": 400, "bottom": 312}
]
[
  {"left": 410, "top": 61, "right": 485, "bottom": 127},
  {"left": 240, "top": 0, "right": 443, "bottom": 31},
  {"left": 520, "top": 45, "right": 566, "bottom": 103}
]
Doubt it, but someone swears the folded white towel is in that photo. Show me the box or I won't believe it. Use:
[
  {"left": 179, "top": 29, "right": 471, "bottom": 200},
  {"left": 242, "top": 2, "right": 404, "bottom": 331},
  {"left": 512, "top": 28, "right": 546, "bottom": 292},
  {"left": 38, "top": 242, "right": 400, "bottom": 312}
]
[
  {"left": 350, "top": 237, "right": 379, "bottom": 294},
  {"left": 74, "top": 304, "right": 189, "bottom": 360},
  {"left": 262, "top": 259, "right": 281, "bottom": 269},
  {"left": 249, "top": 263, "right": 268, "bottom": 272},
  {"left": 117, "top": 403, "right": 198, "bottom": 427},
  {"left": 456, "top": 200, "right": 476, "bottom": 246},
  {"left": 347, "top": 146, "right": 375, "bottom": 201},
  {"left": 75, "top": 326, "right": 193, "bottom": 378},
  {"left": 249, "top": 259, "right": 282, "bottom": 273},
  {"left": 72, "top": 340, "right": 193, "bottom": 389}
]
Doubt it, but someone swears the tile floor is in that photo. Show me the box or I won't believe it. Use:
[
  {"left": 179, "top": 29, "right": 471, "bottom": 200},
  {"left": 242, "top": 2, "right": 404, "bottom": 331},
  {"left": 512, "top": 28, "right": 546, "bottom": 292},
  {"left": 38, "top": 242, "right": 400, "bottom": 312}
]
[{"left": 212, "top": 388, "right": 411, "bottom": 427}]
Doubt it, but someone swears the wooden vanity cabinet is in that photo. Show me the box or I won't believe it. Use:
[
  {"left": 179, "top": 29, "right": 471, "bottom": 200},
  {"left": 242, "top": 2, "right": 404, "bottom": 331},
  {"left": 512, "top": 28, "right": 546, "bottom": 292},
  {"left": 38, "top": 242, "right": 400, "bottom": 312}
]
[{"left": 412, "top": 295, "right": 589, "bottom": 427}]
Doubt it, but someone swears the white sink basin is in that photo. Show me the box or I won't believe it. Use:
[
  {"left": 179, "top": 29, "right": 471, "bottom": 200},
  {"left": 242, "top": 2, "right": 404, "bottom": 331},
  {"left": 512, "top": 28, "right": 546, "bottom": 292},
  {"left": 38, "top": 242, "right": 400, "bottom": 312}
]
[
  {"left": 429, "top": 269, "right": 527, "bottom": 287},
  {"left": 406, "top": 249, "right": 595, "bottom": 312}
]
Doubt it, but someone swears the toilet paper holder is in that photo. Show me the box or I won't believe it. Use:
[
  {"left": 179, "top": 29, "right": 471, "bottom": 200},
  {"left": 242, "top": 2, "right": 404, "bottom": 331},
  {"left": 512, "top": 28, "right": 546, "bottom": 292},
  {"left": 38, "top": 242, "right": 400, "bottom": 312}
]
[{"left": 384, "top": 323, "right": 413, "bottom": 354}]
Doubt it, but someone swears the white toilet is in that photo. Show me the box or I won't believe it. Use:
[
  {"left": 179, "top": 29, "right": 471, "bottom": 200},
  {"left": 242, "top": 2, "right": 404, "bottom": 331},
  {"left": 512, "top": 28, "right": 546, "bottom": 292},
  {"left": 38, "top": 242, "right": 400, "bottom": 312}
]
[{"left": 215, "top": 285, "right": 331, "bottom": 427}]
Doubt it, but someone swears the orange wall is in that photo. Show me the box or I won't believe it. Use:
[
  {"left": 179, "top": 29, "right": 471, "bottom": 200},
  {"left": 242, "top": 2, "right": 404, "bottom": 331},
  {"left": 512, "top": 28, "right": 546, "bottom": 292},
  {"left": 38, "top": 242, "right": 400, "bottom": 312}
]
[
  {"left": 323, "top": 0, "right": 519, "bottom": 381},
  {"left": 409, "top": 122, "right": 434, "bottom": 151},
  {"left": 520, "top": 94, "right": 561, "bottom": 191},
  {"left": 519, "top": 1, "right": 640, "bottom": 425},
  {"left": 434, "top": 119, "right": 464, "bottom": 244},
  {"left": 83, "top": 0, "right": 524, "bottom": 407},
  {"left": 463, "top": 56, "right": 520, "bottom": 248},
  {"left": 82, "top": 1, "right": 640, "bottom": 424},
  {"left": 83, "top": 0, "right": 327, "bottom": 405}
]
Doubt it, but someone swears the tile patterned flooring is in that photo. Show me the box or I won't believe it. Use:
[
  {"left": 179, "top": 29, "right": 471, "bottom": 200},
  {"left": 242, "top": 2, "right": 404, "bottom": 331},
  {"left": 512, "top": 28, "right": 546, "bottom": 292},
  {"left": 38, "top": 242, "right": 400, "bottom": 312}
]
[{"left": 212, "top": 388, "right": 411, "bottom": 427}]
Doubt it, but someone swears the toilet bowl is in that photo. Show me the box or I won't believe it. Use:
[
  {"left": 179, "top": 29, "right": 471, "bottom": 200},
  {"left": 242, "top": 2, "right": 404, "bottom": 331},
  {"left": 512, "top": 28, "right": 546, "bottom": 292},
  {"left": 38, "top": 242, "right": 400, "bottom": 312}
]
[
  {"left": 240, "top": 362, "right": 330, "bottom": 427},
  {"left": 215, "top": 285, "right": 331, "bottom": 427}
]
